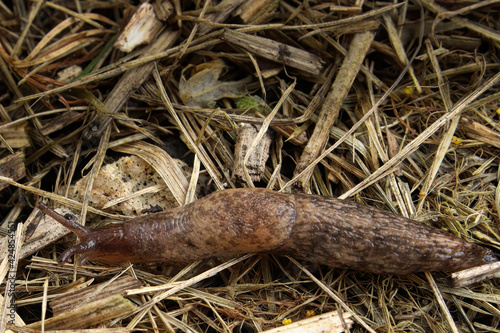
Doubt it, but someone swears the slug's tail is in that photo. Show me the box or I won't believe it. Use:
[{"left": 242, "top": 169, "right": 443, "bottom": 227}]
[
  {"left": 289, "top": 193, "right": 498, "bottom": 274},
  {"left": 37, "top": 201, "right": 91, "bottom": 240},
  {"left": 483, "top": 251, "right": 498, "bottom": 264}
]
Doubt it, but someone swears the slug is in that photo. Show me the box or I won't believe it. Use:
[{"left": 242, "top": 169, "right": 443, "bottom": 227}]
[{"left": 38, "top": 188, "right": 497, "bottom": 274}]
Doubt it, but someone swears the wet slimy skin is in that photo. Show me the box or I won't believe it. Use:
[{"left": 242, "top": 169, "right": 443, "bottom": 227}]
[{"left": 38, "top": 188, "right": 497, "bottom": 273}]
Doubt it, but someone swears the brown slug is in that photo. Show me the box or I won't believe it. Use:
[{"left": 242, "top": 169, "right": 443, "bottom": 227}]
[{"left": 38, "top": 188, "right": 497, "bottom": 274}]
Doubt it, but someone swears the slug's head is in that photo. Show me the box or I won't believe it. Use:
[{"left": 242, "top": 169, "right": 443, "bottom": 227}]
[
  {"left": 57, "top": 227, "right": 133, "bottom": 265},
  {"left": 38, "top": 202, "right": 132, "bottom": 265}
]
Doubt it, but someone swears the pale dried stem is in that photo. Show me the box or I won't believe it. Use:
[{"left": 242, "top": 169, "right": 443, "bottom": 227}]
[{"left": 293, "top": 31, "right": 374, "bottom": 191}]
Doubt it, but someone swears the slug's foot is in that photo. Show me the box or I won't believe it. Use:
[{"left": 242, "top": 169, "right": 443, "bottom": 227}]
[
  {"left": 58, "top": 245, "right": 90, "bottom": 265},
  {"left": 58, "top": 247, "right": 75, "bottom": 264}
]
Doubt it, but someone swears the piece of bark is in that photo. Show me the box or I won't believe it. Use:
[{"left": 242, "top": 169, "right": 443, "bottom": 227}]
[
  {"left": 50, "top": 275, "right": 141, "bottom": 316},
  {"left": 232, "top": 123, "right": 272, "bottom": 183},
  {"left": 114, "top": 3, "right": 164, "bottom": 53},
  {"left": 223, "top": 30, "right": 324, "bottom": 76},
  {"left": 0, "top": 152, "right": 25, "bottom": 191},
  {"left": 84, "top": 29, "right": 180, "bottom": 141},
  {"left": 293, "top": 31, "right": 375, "bottom": 191}
]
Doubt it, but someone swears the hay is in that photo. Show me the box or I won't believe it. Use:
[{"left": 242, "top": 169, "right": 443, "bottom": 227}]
[{"left": 0, "top": 0, "right": 500, "bottom": 332}]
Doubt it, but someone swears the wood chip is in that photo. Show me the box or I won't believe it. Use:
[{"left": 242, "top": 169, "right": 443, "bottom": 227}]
[
  {"left": 114, "top": 3, "right": 164, "bottom": 53},
  {"left": 232, "top": 123, "right": 272, "bottom": 182}
]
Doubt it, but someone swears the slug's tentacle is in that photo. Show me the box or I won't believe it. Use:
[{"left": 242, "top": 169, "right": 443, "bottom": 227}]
[
  {"left": 38, "top": 202, "right": 133, "bottom": 264},
  {"left": 38, "top": 189, "right": 497, "bottom": 273},
  {"left": 37, "top": 202, "right": 91, "bottom": 239}
]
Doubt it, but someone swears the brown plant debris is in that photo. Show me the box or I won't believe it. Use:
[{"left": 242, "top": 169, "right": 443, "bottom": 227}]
[
  {"left": 50, "top": 275, "right": 141, "bottom": 316},
  {"left": 114, "top": 2, "right": 165, "bottom": 53},
  {"left": 26, "top": 294, "right": 136, "bottom": 330},
  {"left": 232, "top": 123, "right": 273, "bottom": 183},
  {"left": 0, "top": 0, "right": 500, "bottom": 332},
  {"left": 0, "top": 152, "right": 25, "bottom": 191}
]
